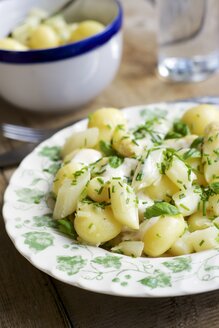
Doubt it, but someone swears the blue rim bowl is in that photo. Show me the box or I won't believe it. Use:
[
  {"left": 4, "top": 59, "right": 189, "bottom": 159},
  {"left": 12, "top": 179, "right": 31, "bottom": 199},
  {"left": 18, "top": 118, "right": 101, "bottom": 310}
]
[{"left": 0, "top": 0, "right": 123, "bottom": 64}]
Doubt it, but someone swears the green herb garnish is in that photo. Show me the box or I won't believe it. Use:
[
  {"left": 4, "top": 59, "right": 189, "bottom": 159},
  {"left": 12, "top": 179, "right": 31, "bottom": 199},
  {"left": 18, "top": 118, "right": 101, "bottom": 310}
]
[
  {"left": 57, "top": 218, "right": 77, "bottom": 239},
  {"left": 109, "top": 156, "right": 124, "bottom": 168},
  {"left": 165, "top": 121, "right": 190, "bottom": 139},
  {"left": 183, "top": 148, "right": 201, "bottom": 160},
  {"left": 210, "top": 182, "right": 219, "bottom": 194},
  {"left": 81, "top": 197, "right": 111, "bottom": 209},
  {"left": 190, "top": 136, "right": 204, "bottom": 149},
  {"left": 199, "top": 240, "right": 205, "bottom": 246},
  {"left": 99, "top": 140, "right": 116, "bottom": 157},
  {"left": 133, "top": 118, "right": 162, "bottom": 144},
  {"left": 144, "top": 202, "right": 180, "bottom": 219}
]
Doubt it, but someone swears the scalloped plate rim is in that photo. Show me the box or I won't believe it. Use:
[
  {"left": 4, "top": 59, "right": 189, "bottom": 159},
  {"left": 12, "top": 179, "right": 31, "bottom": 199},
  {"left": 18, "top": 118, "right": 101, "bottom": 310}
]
[{"left": 3, "top": 101, "right": 219, "bottom": 298}]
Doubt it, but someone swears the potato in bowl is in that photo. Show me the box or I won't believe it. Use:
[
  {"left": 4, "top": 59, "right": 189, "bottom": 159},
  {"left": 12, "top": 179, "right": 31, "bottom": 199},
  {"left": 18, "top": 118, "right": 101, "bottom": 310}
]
[
  {"left": 0, "top": 7, "right": 105, "bottom": 50},
  {"left": 0, "top": 0, "right": 123, "bottom": 112}
]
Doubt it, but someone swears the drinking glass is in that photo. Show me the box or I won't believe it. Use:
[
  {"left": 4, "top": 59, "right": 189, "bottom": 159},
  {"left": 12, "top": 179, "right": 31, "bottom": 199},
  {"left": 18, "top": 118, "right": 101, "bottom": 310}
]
[{"left": 157, "top": 0, "right": 219, "bottom": 82}]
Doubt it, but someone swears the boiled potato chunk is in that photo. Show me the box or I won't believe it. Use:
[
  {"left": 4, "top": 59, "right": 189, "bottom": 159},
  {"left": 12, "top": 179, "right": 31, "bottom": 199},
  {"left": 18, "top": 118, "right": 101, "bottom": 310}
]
[
  {"left": 111, "top": 241, "right": 144, "bottom": 257},
  {"left": 203, "top": 123, "right": 219, "bottom": 183},
  {"left": 74, "top": 203, "right": 122, "bottom": 245},
  {"left": 143, "top": 215, "right": 186, "bottom": 257},
  {"left": 12, "top": 23, "right": 35, "bottom": 46},
  {"left": 188, "top": 212, "right": 212, "bottom": 232},
  {"left": 70, "top": 20, "right": 105, "bottom": 42},
  {"left": 112, "top": 126, "right": 142, "bottom": 157},
  {"left": 208, "top": 194, "right": 219, "bottom": 216},
  {"left": 64, "top": 148, "right": 102, "bottom": 166},
  {"left": 169, "top": 231, "right": 194, "bottom": 256},
  {"left": 182, "top": 104, "right": 219, "bottom": 135},
  {"left": 190, "top": 227, "right": 219, "bottom": 252},
  {"left": 166, "top": 156, "right": 196, "bottom": 189},
  {"left": 137, "top": 191, "right": 154, "bottom": 221},
  {"left": 186, "top": 157, "right": 207, "bottom": 186},
  {"left": 45, "top": 15, "right": 71, "bottom": 43},
  {"left": 52, "top": 161, "right": 83, "bottom": 195},
  {"left": 53, "top": 169, "right": 90, "bottom": 220},
  {"left": 110, "top": 179, "right": 139, "bottom": 229},
  {"left": 61, "top": 128, "right": 99, "bottom": 157},
  {"left": 132, "top": 149, "right": 163, "bottom": 190},
  {"left": 163, "top": 135, "right": 198, "bottom": 150},
  {"left": 28, "top": 8, "right": 48, "bottom": 21},
  {"left": 87, "top": 177, "right": 110, "bottom": 202},
  {"left": 145, "top": 175, "right": 179, "bottom": 202},
  {"left": 28, "top": 25, "right": 59, "bottom": 49},
  {"left": 173, "top": 187, "right": 200, "bottom": 216},
  {"left": 88, "top": 108, "right": 127, "bottom": 142},
  {"left": 0, "top": 38, "right": 27, "bottom": 50}
]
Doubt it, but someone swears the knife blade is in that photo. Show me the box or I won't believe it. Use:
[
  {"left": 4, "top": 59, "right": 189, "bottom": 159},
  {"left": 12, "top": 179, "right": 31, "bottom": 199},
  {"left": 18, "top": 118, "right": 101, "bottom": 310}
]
[{"left": 1, "top": 96, "right": 219, "bottom": 168}]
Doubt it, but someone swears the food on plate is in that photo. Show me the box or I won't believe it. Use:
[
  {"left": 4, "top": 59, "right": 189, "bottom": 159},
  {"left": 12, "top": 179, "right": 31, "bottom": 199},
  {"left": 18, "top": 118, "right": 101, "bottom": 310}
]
[
  {"left": 0, "top": 8, "right": 105, "bottom": 51},
  {"left": 51, "top": 104, "right": 219, "bottom": 257}
]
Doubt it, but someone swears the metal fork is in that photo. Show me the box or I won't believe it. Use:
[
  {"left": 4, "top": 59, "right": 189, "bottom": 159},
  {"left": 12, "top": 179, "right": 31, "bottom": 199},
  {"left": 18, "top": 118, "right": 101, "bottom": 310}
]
[{"left": 0, "top": 118, "right": 81, "bottom": 143}]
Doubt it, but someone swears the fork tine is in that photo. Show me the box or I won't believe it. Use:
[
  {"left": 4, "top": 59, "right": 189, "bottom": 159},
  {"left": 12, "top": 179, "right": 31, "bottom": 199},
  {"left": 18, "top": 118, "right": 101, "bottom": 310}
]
[
  {"left": 2, "top": 124, "right": 47, "bottom": 137},
  {"left": 2, "top": 131, "right": 44, "bottom": 142},
  {"left": 0, "top": 117, "right": 81, "bottom": 143},
  {"left": 1, "top": 123, "right": 52, "bottom": 142}
]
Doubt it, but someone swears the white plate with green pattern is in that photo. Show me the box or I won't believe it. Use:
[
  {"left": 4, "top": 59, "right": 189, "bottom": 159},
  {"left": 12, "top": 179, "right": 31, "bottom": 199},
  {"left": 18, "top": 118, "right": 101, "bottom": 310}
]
[{"left": 3, "top": 102, "right": 219, "bottom": 297}]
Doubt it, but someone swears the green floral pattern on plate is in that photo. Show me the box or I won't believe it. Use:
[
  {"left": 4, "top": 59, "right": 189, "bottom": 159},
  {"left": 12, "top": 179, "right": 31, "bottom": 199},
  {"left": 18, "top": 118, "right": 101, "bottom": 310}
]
[
  {"left": 3, "top": 103, "right": 219, "bottom": 297},
  {"left": 23, "top": 231, "right": 54, "bottom": 251}
]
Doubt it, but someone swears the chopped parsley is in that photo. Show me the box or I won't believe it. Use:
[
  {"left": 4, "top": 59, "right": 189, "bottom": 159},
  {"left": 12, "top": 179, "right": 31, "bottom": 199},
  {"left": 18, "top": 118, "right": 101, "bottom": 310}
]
[
  {"left": 57, "top": 217, "right": 77, "bottom": 239},
  {"left": 97, "top": 177, "right": 104, "bottom": 185},
  {"left": 135, "top": 172, "right": 144, "bottom": 181},
  {"left": 109, "top": 156, "right": 124, "bottom": 168},
  {"left": 190, "top": 136, "right": 204, "bottom": 149},
  {"left": 179, "top": 203, "right": 190, "bottom": 211},
  {"left": 210, "top": 182, "right": 219, "bottom": 194},
  {"left": 183, "top": 148, "right": 201, "bottom": 160},
  {"left": 165, "top": 121, "right": 190, "bottom": 139},
  {"left": 179, "top": 193, "right": 186, "bottom": 199},
  {"left": 159, "top": 148, "right": 176, "bottom": 174},
  {"left": 81, "top": 197, "right": 111, "bottom": 209},
  {"left": 71, "top": 167, "right": 88, "bottom": 185},
  {"left": 99, "top": 140, "right": 116, "bottom": 157},
  {"left": 133, "top": 118, "right": 162, "bottom": 144},
  {"left": 199, "top": 240, "right": 205, "bottom": 247}
]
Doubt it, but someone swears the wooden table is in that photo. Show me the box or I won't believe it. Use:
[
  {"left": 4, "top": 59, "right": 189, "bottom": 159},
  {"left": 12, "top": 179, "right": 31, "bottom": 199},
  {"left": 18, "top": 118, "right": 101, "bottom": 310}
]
[{"left": 1, "top": 1, "right": 219, "bottom": 327}]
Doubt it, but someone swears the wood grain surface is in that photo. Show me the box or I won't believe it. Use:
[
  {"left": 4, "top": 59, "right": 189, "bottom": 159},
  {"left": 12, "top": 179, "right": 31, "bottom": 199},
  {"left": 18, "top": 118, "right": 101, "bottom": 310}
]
[{"left": 1, "top": 1, "right": 219, "bottom": 327}]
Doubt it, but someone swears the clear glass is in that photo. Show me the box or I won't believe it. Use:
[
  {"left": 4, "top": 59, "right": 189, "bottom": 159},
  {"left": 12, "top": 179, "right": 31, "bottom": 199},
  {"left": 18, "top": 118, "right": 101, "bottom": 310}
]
[{"left": 157, "top": 0, "right": 219, "bottom": 82}]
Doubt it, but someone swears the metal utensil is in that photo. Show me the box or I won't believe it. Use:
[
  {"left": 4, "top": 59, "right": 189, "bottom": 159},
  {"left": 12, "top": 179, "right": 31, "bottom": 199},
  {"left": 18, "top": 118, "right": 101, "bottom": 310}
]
[{"left": 0, "top": 118, "right": 81, "bottom": 143}]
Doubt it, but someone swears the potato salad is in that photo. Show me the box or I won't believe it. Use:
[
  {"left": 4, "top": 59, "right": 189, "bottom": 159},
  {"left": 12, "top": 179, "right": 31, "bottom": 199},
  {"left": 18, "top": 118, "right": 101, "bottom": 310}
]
[
  {"left": 0, "top": 8, "right": 105, "bottom": 51},
  {"left": 52, "top": 105, "right": 219, "bottom": 258}
]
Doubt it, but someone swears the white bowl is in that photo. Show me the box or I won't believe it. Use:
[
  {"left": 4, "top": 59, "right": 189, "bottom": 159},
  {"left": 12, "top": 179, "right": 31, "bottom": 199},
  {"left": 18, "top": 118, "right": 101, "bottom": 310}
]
[{"left": 0, "top": 0, "right": 123, "bottom": 113}]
